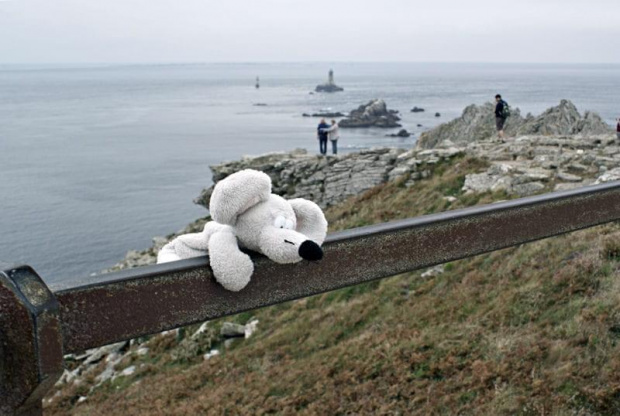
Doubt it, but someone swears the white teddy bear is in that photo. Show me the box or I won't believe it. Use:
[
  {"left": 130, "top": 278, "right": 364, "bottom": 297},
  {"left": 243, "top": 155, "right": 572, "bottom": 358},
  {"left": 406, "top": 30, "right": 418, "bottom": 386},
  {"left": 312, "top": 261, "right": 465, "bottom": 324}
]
[{"left": 158, "top": 169, "right": 328, "bottom": 291}]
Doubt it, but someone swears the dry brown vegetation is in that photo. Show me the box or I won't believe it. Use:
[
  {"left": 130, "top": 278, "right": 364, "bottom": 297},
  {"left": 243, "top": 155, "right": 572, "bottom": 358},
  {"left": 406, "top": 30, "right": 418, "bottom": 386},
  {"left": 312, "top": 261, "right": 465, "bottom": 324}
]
[{"left": 45, "top": 157, "right": 620, "bottom": 415}]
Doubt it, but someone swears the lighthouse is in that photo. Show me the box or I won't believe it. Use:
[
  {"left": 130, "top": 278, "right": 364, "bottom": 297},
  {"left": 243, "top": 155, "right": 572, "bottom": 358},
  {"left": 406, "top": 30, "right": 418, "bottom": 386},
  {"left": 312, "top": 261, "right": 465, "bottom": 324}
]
[{"left": 315, "top": 69, "right": 343, "bottom": 93}]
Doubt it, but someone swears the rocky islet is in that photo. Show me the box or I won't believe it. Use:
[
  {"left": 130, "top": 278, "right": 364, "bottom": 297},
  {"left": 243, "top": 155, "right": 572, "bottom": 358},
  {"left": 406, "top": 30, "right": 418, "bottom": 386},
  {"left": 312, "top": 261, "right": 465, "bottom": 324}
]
[{"left": 338, "top": 99, "right": 402, "bottom": 128}]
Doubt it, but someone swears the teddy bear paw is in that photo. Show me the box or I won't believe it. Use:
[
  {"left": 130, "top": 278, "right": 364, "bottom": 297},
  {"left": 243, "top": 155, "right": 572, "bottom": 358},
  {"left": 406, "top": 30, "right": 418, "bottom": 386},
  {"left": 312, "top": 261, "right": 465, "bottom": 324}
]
[{"left": 212, "top": 253, "right": 254, "bottom": 292}]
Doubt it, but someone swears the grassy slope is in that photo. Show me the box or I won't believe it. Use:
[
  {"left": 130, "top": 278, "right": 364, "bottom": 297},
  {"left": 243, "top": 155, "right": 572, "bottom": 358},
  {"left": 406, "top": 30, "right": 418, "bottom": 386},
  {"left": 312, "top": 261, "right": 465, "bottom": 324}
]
[{"left": 46, "top": 157, "right": 620, "bottom": 416}]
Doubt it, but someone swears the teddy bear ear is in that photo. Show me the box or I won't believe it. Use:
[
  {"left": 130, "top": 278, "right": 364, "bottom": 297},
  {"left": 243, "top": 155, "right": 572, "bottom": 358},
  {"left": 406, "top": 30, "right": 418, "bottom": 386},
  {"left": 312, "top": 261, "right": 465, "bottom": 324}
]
[
  {"left": 210, "top": 169, "right": 272, "bottom": 225},
  {"left": 288, "top": 198, "right": 328, "bottom": 245}
]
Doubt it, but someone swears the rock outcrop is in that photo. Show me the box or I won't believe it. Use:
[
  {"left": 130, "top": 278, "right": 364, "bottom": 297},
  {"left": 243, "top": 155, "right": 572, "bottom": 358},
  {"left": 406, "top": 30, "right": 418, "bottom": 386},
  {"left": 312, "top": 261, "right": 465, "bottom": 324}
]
[
  {"left": 386, "top": 129, "right": 411, "bottom": 138},
  {"left": 194, "top": 147, "right": 460, "bottom": 210},
  {"left": 51, "top": 318, "right": 260, "bottom": 406},
  {"left": 518, "top": 100, "right": 611, "bottom": 136},
  {"left": 417, "top": 100, "right": 611, "bottom": 149},
  {"left": 417, "top": 102, "right": 525, "bottom": 149},
  {"left": 339, "top": 99, "right": 401, "bottom": 128},
  {"left": 461, "top": 134, "right": 619, "bottom": 195}
]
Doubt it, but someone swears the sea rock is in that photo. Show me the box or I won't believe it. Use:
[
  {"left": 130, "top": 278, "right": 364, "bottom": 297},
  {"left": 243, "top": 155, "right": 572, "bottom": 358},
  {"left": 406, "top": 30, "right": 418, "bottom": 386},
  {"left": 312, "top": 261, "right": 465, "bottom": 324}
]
[
  {"left": 411, "top": 107, "right": 425, "bottom": 113},
  {"left": 339, "top": 99, "right": 402, "bottom": 128},
  {"left": 315, "top": 84, "right": 344, "bottom": 93},
  {"left": 386, "top": 129, "right": 411, "bottom": 138}
]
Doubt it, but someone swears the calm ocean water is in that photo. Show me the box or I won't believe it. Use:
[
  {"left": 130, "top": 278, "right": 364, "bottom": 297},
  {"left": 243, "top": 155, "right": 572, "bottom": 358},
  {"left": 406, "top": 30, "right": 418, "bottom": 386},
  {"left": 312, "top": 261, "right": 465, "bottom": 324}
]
[{"left": 1, "top": 62, "right": 618, "bottom": 284}]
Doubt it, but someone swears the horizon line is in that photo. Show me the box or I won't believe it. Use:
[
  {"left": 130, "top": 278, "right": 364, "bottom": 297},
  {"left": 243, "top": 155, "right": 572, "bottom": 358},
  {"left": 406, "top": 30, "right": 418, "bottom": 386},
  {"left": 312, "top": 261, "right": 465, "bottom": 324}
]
[{"left": 2, "top": 60, "right": 620, "bottom": 67}]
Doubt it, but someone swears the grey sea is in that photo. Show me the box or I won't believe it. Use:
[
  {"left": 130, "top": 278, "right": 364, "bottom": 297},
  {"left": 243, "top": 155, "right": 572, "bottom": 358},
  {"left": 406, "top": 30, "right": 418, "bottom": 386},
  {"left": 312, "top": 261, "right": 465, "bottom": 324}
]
[{"left": 1, "top": 62, "right": 619, "bottom": 284}]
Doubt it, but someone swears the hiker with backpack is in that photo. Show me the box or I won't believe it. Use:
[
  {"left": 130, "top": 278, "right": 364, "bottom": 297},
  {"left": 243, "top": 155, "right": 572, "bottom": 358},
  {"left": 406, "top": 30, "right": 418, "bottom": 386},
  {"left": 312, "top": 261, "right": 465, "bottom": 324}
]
[{"left": 494, "top": 94, "right": 510, "bottom": 139}]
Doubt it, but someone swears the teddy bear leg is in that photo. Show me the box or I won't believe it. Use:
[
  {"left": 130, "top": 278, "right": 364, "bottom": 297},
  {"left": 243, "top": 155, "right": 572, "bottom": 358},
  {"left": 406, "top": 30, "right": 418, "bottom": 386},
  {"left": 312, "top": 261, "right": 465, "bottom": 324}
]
[{"left": 208, "top": 230, "right": 254, "bottom": 292}]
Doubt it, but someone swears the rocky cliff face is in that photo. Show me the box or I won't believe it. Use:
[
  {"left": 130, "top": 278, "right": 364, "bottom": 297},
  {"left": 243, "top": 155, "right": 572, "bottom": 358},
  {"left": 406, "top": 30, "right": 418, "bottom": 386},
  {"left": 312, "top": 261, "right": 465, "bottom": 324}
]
[
  {"left": 417, "top": 100, "right": 611, "bottom": 149},
  {"left": 193, "top": 132, "right": 619, "bottom": 217},
  {"left": 194, "top": 146, "right": 462, "bottom": 211}
]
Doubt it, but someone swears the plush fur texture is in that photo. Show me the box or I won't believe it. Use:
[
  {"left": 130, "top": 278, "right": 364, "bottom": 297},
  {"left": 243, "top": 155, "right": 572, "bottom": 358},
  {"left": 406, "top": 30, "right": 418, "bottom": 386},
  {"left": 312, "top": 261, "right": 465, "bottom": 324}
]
[{"left": 157, "top": 169, "right": 328, "bottom": 291}]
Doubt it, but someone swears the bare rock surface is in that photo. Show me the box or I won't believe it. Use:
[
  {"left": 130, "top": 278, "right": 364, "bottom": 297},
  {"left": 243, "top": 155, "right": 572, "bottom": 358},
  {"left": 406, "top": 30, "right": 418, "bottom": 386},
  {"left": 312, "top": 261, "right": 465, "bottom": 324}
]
[
  {"left": 461, "top": 134, "right": 618, "bottom": 195},
  {"left": 194, "top": 146, "right": 463, "bottom": 211},
  {"left": 417, "top": 100, "right": 611, "bottom": 149}
]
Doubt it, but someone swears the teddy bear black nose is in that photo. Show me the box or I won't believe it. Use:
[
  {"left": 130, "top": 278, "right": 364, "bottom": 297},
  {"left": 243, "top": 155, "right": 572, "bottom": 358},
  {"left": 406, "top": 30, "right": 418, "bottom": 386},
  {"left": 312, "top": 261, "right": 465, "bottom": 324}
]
[{"left": 298, "top": 240, "right": 323, "bottom": 261}]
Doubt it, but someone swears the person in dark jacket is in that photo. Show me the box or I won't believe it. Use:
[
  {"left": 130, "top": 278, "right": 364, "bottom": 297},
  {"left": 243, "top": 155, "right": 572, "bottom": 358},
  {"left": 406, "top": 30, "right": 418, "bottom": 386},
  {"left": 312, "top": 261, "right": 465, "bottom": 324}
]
[
  {"left": 317, "top": 119, "right": 329, "bottom": 155},
  {"left": 616, "top": 117, "right": 620, "bottom": 142},
  {"left": 495, "top": 94, "right": 508, "bottom": 139}
]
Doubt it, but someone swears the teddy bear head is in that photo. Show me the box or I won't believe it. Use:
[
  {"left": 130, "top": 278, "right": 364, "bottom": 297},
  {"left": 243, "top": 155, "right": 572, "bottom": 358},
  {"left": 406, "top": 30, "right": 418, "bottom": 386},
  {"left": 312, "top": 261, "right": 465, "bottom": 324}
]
[{"left": 209, "top": 169, "right": 328, "bottom": 264}]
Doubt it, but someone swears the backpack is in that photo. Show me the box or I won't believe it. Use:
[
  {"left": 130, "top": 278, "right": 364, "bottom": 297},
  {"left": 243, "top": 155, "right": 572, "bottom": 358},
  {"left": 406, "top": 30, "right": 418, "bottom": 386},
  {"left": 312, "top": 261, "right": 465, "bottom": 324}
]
[{"left": 501, "top": 100, "right": 511, "bottom": 118}]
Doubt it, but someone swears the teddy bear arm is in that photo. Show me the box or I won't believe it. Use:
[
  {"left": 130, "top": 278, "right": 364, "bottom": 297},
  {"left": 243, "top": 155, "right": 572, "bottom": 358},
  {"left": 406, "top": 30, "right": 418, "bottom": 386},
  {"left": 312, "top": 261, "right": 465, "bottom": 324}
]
[
  {"left": 208, "top": 229, "right": 254, "bottom": 292},
  {"left": 157, "top": 241, "right": 181, "bottom": 263}
]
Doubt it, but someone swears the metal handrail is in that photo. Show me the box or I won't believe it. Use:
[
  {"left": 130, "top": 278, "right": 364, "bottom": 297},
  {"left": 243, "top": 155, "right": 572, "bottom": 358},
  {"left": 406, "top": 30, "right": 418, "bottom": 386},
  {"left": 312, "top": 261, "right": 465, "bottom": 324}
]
[{"left": 1, "top": 180, "right": 619, "bottom": 415}]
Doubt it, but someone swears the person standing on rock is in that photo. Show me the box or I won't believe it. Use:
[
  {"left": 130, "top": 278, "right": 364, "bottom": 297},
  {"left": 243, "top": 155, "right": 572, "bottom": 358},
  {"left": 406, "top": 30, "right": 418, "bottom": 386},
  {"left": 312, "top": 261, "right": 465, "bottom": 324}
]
[
  {"left": 495, "top": 94, "right": 509, "bottom": 139},
  {"left": 317, "top": 118, "right": 330, "bottom": 155},
  {"left": 616, "top": 117, "right": 620, "bottom": 142},
  {"left": 323, "top": 119, "right": 340, "bottom": 155}
]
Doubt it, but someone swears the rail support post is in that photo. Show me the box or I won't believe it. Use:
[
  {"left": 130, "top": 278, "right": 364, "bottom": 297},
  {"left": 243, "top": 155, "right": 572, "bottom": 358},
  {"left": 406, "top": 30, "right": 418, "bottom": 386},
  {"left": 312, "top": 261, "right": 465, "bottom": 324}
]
[{"left": 0, "top": 264, "right": 63, "bottom": 415}]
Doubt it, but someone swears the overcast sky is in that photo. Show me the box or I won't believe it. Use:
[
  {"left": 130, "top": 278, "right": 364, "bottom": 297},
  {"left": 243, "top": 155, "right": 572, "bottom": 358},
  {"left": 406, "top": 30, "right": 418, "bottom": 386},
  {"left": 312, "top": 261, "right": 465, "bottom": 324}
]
[{"left": 1, "top": 0, "right": 618, "bottom": 64}]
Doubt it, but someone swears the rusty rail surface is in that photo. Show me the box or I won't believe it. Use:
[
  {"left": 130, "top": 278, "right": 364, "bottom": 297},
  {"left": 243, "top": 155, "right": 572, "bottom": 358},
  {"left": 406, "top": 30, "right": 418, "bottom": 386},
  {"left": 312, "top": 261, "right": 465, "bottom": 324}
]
[{"left": 1, "top": 181, "right": 620, "bottom": 414}]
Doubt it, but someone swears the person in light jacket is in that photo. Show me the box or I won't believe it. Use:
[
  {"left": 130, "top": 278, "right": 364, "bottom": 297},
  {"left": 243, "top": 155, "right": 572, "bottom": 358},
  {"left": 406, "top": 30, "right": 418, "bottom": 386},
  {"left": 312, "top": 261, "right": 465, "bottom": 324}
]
[{"left": 323, "top": 119, "right": 340, "bottom": 155}]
